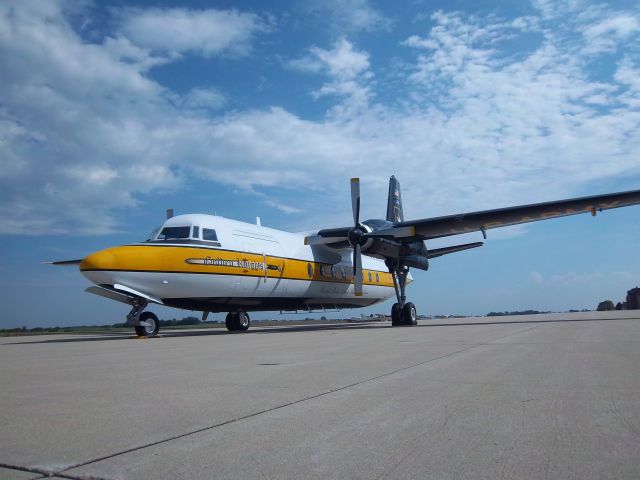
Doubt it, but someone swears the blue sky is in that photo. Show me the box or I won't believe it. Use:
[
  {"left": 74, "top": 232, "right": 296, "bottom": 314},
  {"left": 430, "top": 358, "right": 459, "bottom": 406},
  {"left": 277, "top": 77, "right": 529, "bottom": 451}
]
[{"left": 1, "top": 0, "right": 639, "bottom": 328}]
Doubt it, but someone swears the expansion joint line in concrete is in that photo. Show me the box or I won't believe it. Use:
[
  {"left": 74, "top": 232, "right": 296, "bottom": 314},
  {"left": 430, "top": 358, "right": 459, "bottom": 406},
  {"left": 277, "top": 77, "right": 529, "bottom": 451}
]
[
  {"left": 0, "top": 461, "right": 82, "bottom": 480},
  {"left": 46, "top": 325, "right": 537, "bottom": 478}
]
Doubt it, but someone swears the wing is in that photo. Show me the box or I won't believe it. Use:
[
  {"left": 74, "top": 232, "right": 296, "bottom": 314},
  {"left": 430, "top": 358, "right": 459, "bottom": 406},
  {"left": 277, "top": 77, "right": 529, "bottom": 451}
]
[{"left": 394, "top": 189, "right": 640, "bottom": 240}]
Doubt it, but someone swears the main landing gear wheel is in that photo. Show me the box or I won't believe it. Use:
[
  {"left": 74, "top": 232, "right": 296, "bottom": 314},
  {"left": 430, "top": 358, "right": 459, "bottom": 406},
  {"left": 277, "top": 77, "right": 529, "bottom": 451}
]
[
  {"left": 402, "top": 302, "right": 417, "bottom": 326},
  {"left": 225, "top": 311, "right": 251, "bottom": 332},
  {"left": 134, "top": 311, "right": 160, "bottom": 337},
  {"left": 391, "top": 303, "right": 402, "bottom": 326}
]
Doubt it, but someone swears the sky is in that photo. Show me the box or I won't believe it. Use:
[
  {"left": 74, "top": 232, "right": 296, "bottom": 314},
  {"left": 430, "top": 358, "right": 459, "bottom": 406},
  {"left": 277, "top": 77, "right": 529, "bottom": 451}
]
[{"left": 1, "top": 0, "right": 639, "bottom": 328}]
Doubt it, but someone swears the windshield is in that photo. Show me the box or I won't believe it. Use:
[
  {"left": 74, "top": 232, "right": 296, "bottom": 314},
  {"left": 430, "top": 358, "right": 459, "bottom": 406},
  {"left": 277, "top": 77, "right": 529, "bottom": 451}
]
[
  {"left": 145, "top": 227, "right": 161, "bottom": 242},
  {"left": 157, "top": 226, "right": 191, "bottom": 240}
]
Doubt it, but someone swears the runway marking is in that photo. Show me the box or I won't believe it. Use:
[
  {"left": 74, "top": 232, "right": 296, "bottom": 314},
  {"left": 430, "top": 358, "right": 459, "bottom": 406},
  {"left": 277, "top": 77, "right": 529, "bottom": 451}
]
[{"left": 44, "top": 324, "right": 540, "bottom": 479}]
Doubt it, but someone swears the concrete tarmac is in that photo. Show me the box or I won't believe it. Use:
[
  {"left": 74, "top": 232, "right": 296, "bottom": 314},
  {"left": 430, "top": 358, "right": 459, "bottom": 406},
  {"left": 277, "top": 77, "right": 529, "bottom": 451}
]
[{"left": 2, "top": 311, "right": 640, "bottom": 479}]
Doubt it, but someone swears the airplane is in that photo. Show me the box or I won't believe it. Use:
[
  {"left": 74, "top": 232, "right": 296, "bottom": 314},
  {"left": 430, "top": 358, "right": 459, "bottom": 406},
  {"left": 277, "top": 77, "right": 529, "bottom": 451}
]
[{"left": 51, "top": 176, "right": 640, "bottom": 337}]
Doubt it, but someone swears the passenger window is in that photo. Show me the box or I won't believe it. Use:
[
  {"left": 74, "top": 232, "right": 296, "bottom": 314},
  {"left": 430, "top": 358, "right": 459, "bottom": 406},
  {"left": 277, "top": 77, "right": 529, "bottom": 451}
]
[
  {"left": 368, "top": 272, "right": 372, "bottom": 283},
  {"left": 192, "top": 226, "right": 200, "bottom": 239},
  {"left": 307, "top": 263, "right": 313, "bottom": 278},
  {"left": 376, "top": 273, "right": 380, "bottom": 283},
  {"left": 203, "top": 228, "right": 218, "bottom": 241}
]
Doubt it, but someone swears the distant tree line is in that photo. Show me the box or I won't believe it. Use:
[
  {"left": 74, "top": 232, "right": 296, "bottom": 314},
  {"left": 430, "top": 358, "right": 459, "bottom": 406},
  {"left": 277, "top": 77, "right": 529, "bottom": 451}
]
[
  {"left": 596, "top": 300, "right": 615, "bottom": 311},
  {"left": 487, "top": 310, "right": 550, "bottom": 317},
  {"left": 1, "top": 315, "right": 203, "bottom": 334},
  {"left": 597, "top": 287, "right": 640, "bottom": 311},
  {"left": 158, "top": 316, "right": 201, "bottom": 327},
  {"left": 110, "top": 316, "right": 203, "bottom": 328}
]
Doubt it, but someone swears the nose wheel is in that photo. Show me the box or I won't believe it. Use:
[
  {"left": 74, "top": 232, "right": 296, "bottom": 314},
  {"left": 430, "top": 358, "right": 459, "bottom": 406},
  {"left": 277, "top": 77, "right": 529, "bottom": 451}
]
[
  {"left": 126, "top": 301, "right": 160, "bottom": 337},
  {"left": 226, "top": 311, "right": 251, "bottom": 332},
  {"left": 134, "top": 311, "right": 160, "bottom": 337}
]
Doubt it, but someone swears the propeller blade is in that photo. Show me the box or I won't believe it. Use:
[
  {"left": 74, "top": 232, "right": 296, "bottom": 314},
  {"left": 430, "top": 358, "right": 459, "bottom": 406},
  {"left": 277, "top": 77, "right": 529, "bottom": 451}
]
[
  {"left": 353, "top": 243, "right": 363, "bottom": 296},
  {"left": 304, "top": 235, "right": 348, "bottom": 245},
  {"left": 351, "top": 177, "right": 360, "bottom": 226},
  {"left": 315, "top": 227, "right": 352, "bottom": 238}
]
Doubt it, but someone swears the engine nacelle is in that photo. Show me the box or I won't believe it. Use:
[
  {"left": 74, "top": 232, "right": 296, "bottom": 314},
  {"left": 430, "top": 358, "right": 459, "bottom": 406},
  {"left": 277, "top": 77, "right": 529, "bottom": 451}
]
[{"left": 403, "top": 254, "right": 429, "bottom": 271}]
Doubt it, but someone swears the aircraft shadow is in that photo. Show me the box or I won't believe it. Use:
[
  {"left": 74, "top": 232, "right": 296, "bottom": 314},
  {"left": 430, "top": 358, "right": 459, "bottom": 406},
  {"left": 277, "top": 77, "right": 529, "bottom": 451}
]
[
  {"left": 5, "top": 315, "right": 638, "bottom": 345},
  {"left": 4, "top": 322, "right": 385, "bottom": 344}
]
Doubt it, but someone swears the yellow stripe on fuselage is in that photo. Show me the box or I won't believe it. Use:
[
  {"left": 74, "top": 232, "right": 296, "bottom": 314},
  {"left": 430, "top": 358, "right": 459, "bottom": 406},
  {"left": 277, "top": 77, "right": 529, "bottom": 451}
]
[{"left": 80, "top": 245, "right": 396, "bottom": 287}]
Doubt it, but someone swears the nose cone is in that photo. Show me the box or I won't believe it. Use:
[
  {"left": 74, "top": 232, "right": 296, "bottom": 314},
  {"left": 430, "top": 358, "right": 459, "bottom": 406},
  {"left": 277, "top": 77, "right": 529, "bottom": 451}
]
[
  {"left": 80, "top": 247, "right": 123, "bottom": 286},
  {"left": 80, "top": 247, "right": 119, "bottom": 272}
]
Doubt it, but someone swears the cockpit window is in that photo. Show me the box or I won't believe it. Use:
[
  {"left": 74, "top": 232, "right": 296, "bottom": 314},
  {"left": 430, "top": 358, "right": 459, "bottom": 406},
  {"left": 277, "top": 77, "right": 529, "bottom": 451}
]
[
  {"left": 158, "top": 226, "right": 191, "bottom": 240},
  {"left": 203, "top": 228, "right": 218, "bottom": 241},
  {"left": 192, "top": 226, "right": 200, "bottom": 239},
  {"left": 145, "top": 227, "right": 160, "bottom": 242}
]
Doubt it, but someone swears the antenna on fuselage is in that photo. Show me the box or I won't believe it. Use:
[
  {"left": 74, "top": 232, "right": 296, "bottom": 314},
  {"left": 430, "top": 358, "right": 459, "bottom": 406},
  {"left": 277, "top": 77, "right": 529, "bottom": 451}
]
[
  {"left": 166, "top": 208, "right": 174, "bottom": 219},
  {"left": 256, "top": 216, "right": 261, "bottom": 226}
]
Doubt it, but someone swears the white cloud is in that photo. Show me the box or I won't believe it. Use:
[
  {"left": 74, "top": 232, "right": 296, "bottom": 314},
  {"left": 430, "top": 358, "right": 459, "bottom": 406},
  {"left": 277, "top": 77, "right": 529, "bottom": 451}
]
[
  {"left": 581, "top": 13, "right": 640, "bottom": 54},
  {"left": 0, "top": 2, "right": 183, "bottom": 234},
  {"left": 66, "top": 166, "right": 119, "bottom": 186},
  {"left": 615, "top": 57, "right": 640, "bottom": 108},
  {"left": 311, "top": 39, "right": 370, "bottom": 80},
  {"left": 530, "top": 271, "right": 544, "bottom": 284},
  {"left": 118, "top": 7, "right": 267, "bottom": 58},
  {"left": 180, "top": 87, "right": 226, "bottom": 110},
  {"left": 394, "top": 9, "right": 640, "bottom": 215},
  {"left": 530, "top": 270, "right": 639, "bottom": 287},
  {"left": 583, "top": 13, "right": 640, "bottom": 39},
  {"left": 302, "top": 0, "right": 392, "bottom": 35},
  {"left": 0, "top": 1, "right": 639, "bottom": 237},
  {"left": 288, "top": 39, "right": 373, "bottom": 116}
]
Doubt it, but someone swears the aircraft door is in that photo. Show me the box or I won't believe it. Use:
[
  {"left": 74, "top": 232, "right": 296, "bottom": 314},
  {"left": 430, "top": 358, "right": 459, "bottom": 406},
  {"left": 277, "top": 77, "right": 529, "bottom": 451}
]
[
  {"left": 264, "top": 242, "right": 287, "bottom": 296},
  {"left": 237, "top": 238, "right": 287, "bottom": 296}
]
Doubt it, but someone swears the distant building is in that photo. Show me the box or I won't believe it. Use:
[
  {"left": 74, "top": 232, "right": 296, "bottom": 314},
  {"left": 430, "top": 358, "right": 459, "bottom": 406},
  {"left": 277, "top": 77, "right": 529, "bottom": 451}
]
[{"left": 627, "top": 287, "right": 640, "bottom": 310}]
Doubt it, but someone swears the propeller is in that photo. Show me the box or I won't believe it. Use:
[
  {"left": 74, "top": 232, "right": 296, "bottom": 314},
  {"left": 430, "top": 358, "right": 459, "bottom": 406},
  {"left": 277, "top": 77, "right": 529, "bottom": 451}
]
[
  {"left": 350, "top": 178, "right": 363, "bottom": 296},
  {"left": 303, "top": 177, "right": 415, "bottom": 296}
]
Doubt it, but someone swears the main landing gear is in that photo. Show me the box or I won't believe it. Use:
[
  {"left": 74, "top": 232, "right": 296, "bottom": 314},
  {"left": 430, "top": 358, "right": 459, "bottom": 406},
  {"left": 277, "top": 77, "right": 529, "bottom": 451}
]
[
  {"left": 388, "top": 263, "right": 418, "bottom": 326},
  {"left": 225, "top": 311, "right": 251, "bottom": 332},
  {"left": 127, "top": 301, "right": 160, "bottom": 337}
]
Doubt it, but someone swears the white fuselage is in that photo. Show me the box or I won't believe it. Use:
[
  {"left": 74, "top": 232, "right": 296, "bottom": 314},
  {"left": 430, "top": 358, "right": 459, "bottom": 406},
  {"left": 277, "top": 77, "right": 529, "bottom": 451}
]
[{"left": 80, "top": 214, "right": 399, "bottom": 313}]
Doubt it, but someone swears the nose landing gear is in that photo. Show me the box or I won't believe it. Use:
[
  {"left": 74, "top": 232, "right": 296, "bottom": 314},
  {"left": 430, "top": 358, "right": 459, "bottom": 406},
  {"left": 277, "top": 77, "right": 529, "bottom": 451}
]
[{"left": 126, "top": 301, "right": 160, "bottom": 337}]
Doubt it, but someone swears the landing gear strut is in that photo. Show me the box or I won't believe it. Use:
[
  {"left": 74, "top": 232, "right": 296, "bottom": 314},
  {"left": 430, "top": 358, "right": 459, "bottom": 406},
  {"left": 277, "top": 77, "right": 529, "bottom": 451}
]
[
  {"left": 387, "top": 262, "right": 417, "bottom": 326},
  {"left": 225, "top": 311, "right": 251, "bottom": 332}
]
